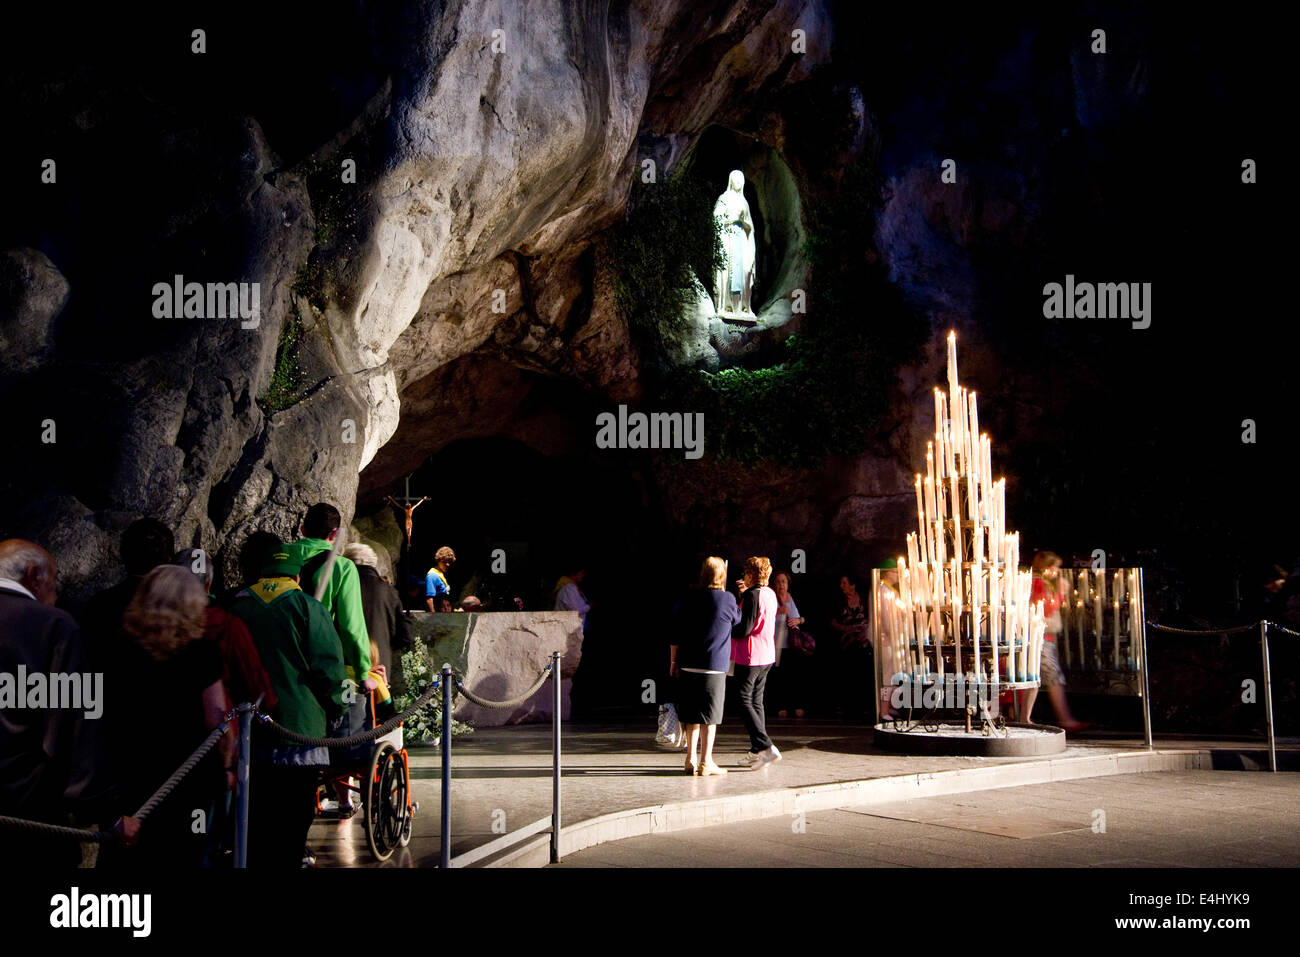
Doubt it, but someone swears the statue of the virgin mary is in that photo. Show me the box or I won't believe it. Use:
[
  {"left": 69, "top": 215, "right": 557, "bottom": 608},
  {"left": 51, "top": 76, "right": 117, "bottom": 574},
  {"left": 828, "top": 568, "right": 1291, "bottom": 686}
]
[{"left": 713, "top": 170, "right": 756, "bottom": 318}]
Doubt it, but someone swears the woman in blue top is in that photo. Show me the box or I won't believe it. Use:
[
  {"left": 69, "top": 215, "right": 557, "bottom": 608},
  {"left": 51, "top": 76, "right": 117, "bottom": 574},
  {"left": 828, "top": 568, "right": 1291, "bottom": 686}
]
[{"left": 669, "top": 557, "right": 740, "bottom": 776}]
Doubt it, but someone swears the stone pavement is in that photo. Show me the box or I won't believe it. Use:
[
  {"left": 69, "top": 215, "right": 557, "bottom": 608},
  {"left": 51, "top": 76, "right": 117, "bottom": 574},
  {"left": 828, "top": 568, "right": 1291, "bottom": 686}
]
[
  {"left": 307, "top": 718, "right": 1297, "bottom": 868},
  {"left": 549, "top": 770, "right": 1300, "bottom": 867}
]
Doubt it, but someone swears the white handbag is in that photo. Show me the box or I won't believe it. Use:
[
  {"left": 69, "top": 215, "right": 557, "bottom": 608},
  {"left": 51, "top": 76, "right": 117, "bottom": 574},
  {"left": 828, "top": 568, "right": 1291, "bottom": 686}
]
[{"left": 655, "top": 702, "right": 686, "bottom": 747}]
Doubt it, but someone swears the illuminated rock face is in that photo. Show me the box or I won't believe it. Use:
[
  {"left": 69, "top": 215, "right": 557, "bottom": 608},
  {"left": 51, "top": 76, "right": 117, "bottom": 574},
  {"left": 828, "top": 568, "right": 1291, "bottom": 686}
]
[
  {"left": 2, "top": 3, "right": 1150, "bottom": 606},
  {"left": 0, "top": 0, "right": 830, "bottom": 603}
]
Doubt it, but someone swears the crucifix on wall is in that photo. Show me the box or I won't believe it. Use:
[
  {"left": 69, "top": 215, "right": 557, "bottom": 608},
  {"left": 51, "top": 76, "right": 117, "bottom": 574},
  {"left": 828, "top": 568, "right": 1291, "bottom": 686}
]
[{"left": 385, "top": 475, "right": 428, "bottom": 548}]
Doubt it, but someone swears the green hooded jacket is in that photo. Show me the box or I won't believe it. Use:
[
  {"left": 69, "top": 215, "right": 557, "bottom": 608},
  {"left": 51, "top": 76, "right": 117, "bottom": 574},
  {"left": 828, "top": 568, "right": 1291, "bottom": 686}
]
[
  {"left": 287, "top": 537, "right": 372, "bottom": 681},
  {"left": 230, "top": 578, "right": 348, "bottom": 737}
]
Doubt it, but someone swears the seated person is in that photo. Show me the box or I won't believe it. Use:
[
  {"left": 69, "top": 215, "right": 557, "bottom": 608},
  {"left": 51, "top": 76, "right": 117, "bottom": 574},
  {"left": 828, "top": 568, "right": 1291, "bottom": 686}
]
[{"left": 369, "top": 640, "right": 397, "bottom": 724}]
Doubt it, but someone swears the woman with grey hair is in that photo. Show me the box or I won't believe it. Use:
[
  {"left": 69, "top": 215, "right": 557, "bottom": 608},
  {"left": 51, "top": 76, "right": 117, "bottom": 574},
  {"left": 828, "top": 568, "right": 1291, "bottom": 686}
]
[{"left": 345, "top": 542, "right": 412, "bottom": 687}]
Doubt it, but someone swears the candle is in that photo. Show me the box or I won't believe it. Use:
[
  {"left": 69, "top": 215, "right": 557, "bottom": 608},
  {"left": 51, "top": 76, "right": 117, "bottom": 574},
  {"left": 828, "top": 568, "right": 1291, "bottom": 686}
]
[
  {"left": 934, "top": 604, "right": 943, "bottom": 679},
  {"left": 914, "top": 475, "right": 924, "bottom": 544},
  {"left": 1095, "top": 569, "right": 1104, "bottom": 645},
  {"left": 968, "top": 391, "right": 980, "bottom": 469},
  {"left": 947, "top": 331, "right": 958, "bottom": 411},
  {"left": 951, "top": 557, "right": 961, "bottom": 667},
  {"left": 1113, "top": 567, "right": 1122, "bottom": 669},
  {"left": 1129, "top": 569, "right": 1139, "bottom": 669},
  {"left": 953, "top": 387, "right": 965, "bottom": 466},
  {"left": 996, "top": 480, "right": 1006, "bottom": 561},
  {"left": 936, "top": 394, "right": 948, "bottom": 477},
  {"left": 990, "top": 560, "right": 1000, "bottom": 687},
  {"left": 966, "top": 441, "right": 977, "bottom": 520},
  {"left": 933, "top": 387, "right": 943, "bottom": 449},
  {"left": 1077, "top": 594, "right": 1086, "bottom": 669},
  {"left": 945, "top": 418, "right": 956, "bottom": 479},
  {"left": 980, "top": 434, "right": 992, "bottom": 518}
]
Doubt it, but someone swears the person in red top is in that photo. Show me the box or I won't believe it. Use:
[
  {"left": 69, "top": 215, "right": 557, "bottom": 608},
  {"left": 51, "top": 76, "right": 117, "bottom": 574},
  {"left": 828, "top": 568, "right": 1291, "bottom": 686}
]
[
  {"left": 1021, "top": 552, "right": 1087, "bottom": 732},
  {"left": 173, "top": 550, "right": 277, "bottom": 709}
]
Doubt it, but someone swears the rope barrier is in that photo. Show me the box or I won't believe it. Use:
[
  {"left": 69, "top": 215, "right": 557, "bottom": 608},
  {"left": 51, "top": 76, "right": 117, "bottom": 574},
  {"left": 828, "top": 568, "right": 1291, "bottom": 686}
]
[
  {"left": 1146, "top": 621, "right": 1259, "bottom": 636},
  {"left": 257, "top": 677, "right": 441, "bottom": 748},
  {"left": 0, "top": 815, "right": 113, "bottom": 843},
  {"left": 0, "top": 707, "right": 239, "bottom": 842},
  {"left": 0, "top": 656, "right": 558, "bottom": 846},
  {"left": 1147, "top": 619, "right": 1300, "bottom": 638},
  {"left": 455, "top": 664, "right": 553, "bottom": 710},
  {"left": 132, "top": 723, "right": 229, "bottom": 823}
]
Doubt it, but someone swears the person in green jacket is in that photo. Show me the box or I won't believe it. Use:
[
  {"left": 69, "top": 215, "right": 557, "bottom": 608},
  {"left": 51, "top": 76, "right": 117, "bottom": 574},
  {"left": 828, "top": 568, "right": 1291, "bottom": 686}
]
[
  {"left": 230, "top": 539, "right": 348, "bottom": 868},
  {"left": 289, "top": 503, "right": 377, "bottom": 815},
  {"left": 288, "top": 503, "right": 374, "bottom": 688}
]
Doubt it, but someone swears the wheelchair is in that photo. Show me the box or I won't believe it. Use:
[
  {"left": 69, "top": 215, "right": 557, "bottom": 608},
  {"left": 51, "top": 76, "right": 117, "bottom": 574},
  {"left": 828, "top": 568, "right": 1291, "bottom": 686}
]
[{"left": 317, "top": 689, "right": 417, "bottom": 862}]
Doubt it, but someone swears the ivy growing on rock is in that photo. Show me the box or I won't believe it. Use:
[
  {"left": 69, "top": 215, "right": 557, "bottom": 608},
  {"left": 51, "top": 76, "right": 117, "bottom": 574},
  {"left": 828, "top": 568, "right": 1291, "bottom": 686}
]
[
  {"left": 599, "top": 172, "right": 724, "bottom": 346},
  {"left": 257, "top": 297, "right": 306, "bottom": 415}
]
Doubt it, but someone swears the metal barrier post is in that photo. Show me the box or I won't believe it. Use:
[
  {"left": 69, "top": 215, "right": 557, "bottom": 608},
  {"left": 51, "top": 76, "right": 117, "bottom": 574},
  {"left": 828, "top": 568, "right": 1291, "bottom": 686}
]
[
  {"left": 441, "top": 665, "right": 452, "bottom": 867},
  {"left": 1261, "top": 622, "right": 1277, "bottom": 772},
  {"left": 1139, "top": 569, "right": 1152, "bottom": 751},
  {"left": 234, "top": 702, "right": 252, "bottom": 869},
  {"left": 551, "top": 651, "right": 562, "bottom": 864}
]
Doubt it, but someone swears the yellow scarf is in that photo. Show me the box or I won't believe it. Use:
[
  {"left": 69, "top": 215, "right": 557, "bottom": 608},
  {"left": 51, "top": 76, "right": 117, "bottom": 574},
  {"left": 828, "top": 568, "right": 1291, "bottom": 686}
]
[{"left": 250, "top": 576, "right": 300, "bottom": 603}]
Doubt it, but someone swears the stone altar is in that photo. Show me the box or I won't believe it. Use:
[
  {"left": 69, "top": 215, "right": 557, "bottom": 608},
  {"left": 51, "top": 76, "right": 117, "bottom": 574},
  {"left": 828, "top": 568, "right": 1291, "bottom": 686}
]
[{"left": 409, "top": 611, "right": 584, "bottom": 726}]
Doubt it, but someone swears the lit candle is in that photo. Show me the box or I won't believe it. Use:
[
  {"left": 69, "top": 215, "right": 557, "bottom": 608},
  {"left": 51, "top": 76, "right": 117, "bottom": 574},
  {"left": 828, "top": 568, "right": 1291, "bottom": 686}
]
[
  {"left": 1113, "top": 569, "right": 1121, "bottom": 669},
  {"left": 953, "top": 387, "right": 966, "bottom": 467},
  {"left": 947, "top": 331, "right": 958, "bottom": 413},
  {"left": 1095, "top": 569, "right": 1104, "bottom": 646},
  {"left": 968, "top": 391, "right": 980, "bottom": 467},
  {"left": 996, "top": 480, "right": 1006, "bottom": 561},
  {"left": 914, "top": 475, "right": 924, "bottom": 544},
  {"left": 980, "top": 434, "right": 992, "bottom": 518},
  {"left": 936, "top": 394, "right": 948, "bottom": 477},
  {"left": 933, "top": 387, "right": 943, "bottom": 448},
  {"left": 1128, "top": 569, "right": 1137, "bottom": 669}
]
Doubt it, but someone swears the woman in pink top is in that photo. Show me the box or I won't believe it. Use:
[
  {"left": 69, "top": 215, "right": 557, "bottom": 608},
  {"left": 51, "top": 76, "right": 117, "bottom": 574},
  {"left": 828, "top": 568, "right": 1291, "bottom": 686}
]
[{"left": 732, "top": 556, "right": 781, "bottom": 768}]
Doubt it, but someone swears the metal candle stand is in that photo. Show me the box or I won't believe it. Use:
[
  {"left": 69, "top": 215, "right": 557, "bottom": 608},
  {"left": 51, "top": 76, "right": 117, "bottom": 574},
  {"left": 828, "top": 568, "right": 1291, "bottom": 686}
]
[{"left": 874, "top": 330, "right": 1063, "bottom": 756}]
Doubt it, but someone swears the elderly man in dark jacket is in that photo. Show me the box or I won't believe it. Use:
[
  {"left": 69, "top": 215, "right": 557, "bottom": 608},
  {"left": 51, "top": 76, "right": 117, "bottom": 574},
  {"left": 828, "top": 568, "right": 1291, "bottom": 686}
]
[
  {"left": 344, "top": 544, "right": 413, "bottom": 693},
  {"left": 0, "top": 539, "right": 137, "bottom": 865}
]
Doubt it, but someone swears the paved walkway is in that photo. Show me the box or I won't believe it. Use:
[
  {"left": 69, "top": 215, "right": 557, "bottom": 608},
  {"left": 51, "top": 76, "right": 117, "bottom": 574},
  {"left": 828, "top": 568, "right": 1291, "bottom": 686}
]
[
  {"left": 307, "top": 719, "right": 1297, "bottom": 868},
  {"left": 549, "top": 770, "right": 1300, "bottom": 867}
]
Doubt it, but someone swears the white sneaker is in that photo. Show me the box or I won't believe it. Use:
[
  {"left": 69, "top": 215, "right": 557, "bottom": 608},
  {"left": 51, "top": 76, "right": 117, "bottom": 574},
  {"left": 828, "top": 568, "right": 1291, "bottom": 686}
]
[
  {"left": 765, "top": 745, "right": 782, "bottom": 764},
  {"left": 739, "top": 751, "right": 764, "bottom": 767}
]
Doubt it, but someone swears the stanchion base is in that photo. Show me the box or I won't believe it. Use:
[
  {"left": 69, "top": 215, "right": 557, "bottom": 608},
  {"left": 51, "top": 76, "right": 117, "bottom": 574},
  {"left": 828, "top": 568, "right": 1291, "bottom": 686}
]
[{"left": 873, "top": 721, "right": 1066, "bottom": 757}]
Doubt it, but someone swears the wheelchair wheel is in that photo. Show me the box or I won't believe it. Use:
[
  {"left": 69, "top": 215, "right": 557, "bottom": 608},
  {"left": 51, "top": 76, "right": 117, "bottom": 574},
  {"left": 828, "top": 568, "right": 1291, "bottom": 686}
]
[
  {"left": 397, "top": 750, "right": 414, "bottom": 848},
  {"left": 364, "top": 743, "right": 408, "bottom": 862}
]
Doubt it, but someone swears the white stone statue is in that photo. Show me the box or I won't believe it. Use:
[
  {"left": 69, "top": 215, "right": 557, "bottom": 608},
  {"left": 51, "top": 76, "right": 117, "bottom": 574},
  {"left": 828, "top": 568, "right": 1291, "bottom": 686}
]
[{"left": 713, "top": 169, "right": 756, "bottom": 318}]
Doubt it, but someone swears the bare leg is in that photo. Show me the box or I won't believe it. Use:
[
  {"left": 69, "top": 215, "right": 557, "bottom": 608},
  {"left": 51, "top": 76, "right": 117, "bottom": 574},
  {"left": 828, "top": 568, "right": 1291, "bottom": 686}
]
[
  {"left": 701, "top": 724, "right": 718, "bottom": 765},
  {"left": 1019, "top": 688, "right": 1038, "bottom": 724},
  {"left": 684, "top": 724, "right": 700, "bottom": 771}
]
